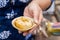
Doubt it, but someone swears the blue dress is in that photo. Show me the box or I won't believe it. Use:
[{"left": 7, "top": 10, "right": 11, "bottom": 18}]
[
  {"left": 0, "top": 0, "right": 32, "bottom": 40},
  {"left": 0, "top": 0, "right": 54, "bottom": 40}
]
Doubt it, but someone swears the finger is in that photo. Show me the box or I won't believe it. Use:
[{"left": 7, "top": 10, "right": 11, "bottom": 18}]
[
  {"left": 23, "top": 7, "right": 33, "bottom": 18},
  {"left": 32, "top": 29, "right": 37, "bottom": 35},
  {"left": 39, "top": 9, "right": 43, "bottom": 24},
  {"left": 32, "top": 5, "right": 41, "bottom": 25},
  {"left": 33, "top": 10, "right": 39, "bottom": 25},
  {"left": 23, "top": 31, "right": 28, "bottom": 36},
  {"left": 29, "top": 24, "right": 37, "bottom": 34},
  {"left": 23, "top": 24, "right": 37, "bottom": 36},
  {"left": 18, "top": 31, "right": 22, "bottom": 34},
  {"left": 39, "top": 26, "right": 48, "bottom": 37}
]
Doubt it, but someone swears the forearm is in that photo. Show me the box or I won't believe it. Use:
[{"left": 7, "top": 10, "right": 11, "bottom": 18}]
[{"left": 31, "top": 0, "right": 51, "bottom": 10}]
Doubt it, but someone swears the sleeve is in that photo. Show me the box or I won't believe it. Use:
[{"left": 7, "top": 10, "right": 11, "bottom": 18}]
[
  {"left": 51, "top": 0, "right": 54, "bottom": 3},
  {"left": 45, "top": 0, "right": 54, "bottom": 10}
]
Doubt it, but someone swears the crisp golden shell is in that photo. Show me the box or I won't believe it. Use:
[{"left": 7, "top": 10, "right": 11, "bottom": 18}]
[{"left": 12, "top": 16, "right": 35, "bottom": 32}]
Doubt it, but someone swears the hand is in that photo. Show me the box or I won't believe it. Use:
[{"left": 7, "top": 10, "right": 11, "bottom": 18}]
[
  {"left": 24, "top": 1, "right": 43, "bottom": 25},
  {"left": 19, "top": 1, "right": 43, "bottom": 36}
]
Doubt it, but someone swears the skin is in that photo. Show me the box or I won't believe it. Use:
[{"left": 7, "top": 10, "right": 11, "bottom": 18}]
[{"left": 19, "top": 0, "right": 51, "bottom": 36}]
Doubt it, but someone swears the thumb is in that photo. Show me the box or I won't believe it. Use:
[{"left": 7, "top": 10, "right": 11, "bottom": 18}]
[
  {"left": 29, "top": 24, "right": 37, "bottom": 34},
  {"left": 33, "top": 11, "right": 39, "bottom": 25},
  {"left": 39, "top": 10, "right": 43, "bottom": 24}
]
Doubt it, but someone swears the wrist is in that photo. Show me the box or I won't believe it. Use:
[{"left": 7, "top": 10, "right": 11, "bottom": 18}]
[{"left": 31, "top": 0, "right": 51, "bottom": 10}]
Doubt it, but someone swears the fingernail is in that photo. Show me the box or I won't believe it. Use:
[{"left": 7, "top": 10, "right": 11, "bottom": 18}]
[
  {"left": 23, "top": 32, "right": 28, "bottom": 36},
  {"left": 35, "top": 20, "right": 38, "bottom": 24},
  {"left": 23, "top": 33, "right": 26, "bottom": 36},
  {"left": 18, "top": 31, "right": 22, "bottom": 34}
]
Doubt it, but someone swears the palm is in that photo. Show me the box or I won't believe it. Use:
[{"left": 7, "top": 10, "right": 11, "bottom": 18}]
[{"left": 23, "top": 2, "right": 43, "bottom": 36}]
